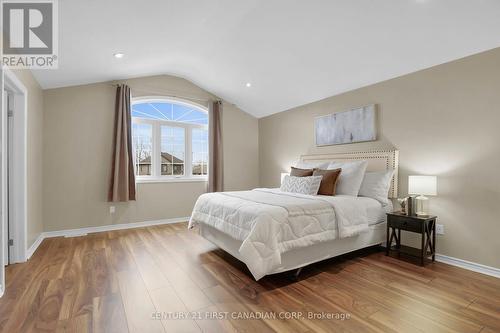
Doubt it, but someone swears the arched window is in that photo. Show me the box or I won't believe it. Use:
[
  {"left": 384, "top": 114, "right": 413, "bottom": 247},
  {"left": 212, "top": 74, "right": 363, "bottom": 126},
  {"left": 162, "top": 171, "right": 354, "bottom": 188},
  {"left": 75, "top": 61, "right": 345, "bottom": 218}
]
[{"left": 131, "top": 97, "right": 208, "bottom": 181}]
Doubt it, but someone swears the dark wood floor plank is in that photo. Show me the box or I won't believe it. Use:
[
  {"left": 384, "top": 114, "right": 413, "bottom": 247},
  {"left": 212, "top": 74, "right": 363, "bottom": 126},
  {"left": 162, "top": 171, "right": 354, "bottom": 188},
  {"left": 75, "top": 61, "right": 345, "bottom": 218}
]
[
  {"left": 45, "top": 237, "right": 75, "bottom": 280},
  {"left": 92, "top": 293, "right": 129, "bottom": 333},
  {"left": 58, "top": 236, "right": 90, "bottom": 320},
  {"left": 343, "top": 258, "right": 476, "bottom": 309},
  {"left": 311, "top": 268, "right": 469, "bottom": 333},
  {"left": 360, "top": 253, "right": 435, "bottom": 283},
  {"left": 0, "top": 222, "right": 498, "bottom": 333},
  {"left": 122, "top": 230, "right": 171, "bottom": 292},
  {"left": 14, "top": 279, "right": 51, "bottom": 333},
  {"left": 56, "top": 314, "right": 91, "bottom": 333},
  {"left": 203, "top": 255, "right": 381, "bottom": 333},
  {"left": 0, "top": 239, "right": 54, "bottom": 330},
  {"left": 202, "top": 284, "right": 281, "bottom": 333},
  {"left": 117, "top": 269, "right": 165, "bottom": 333},
  {"left": 317, "top": 262, "right": 483, "bottom": 333},
  {"left": 352, "top": 255, "right": 500, "bottom": 331},
  {"left": 1, "top": 238, "right": 65, "bottom": 332},
  {"left": 460, "top": 299, "right": 500, "bottom": 332},
  {"left": 419, "top": 253, "right": 500, "bottom": 287},
  {"left": 161, "top": 228, "right": 220, "bottom": 290},
  {"left": 431, "top": 276, "right": 500, "bottom": 303},
  {"left": 143, "top": 229, "right": 214, "bottom": 311},
  {"left": 367, "top": 310, "right": 423, "bottom": 333},
  {"left": 480, "top": 326, "right": 500, "bottom": 333},
  {"left": 194, "top": 304, "right": 238, "bottom": 333},
  {"left": 149, "top": 285, "right": 202, "bottom": 333},
  {"left": 107, "top": 233, "right": 137, "bottom": 272},
  {"left": 60, "top": 236, "right": 100, "bottom": 320},
  {"left": 28, "top": 278, "right": 65, "bottom": 332}
]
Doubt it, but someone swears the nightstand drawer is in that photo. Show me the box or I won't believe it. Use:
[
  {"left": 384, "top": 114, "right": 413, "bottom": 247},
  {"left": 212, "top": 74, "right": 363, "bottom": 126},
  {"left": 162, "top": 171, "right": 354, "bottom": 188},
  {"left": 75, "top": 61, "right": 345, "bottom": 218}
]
[{"left": 387, "top": 215, "right": 422, "bottom": 232}]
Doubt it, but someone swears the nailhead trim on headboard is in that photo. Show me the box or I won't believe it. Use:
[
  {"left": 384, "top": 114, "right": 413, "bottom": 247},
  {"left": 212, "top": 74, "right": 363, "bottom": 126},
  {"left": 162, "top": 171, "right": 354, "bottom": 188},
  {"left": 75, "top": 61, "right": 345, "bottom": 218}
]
[{"left": 300, "top": 150, "right": 399, "bottom": 198}]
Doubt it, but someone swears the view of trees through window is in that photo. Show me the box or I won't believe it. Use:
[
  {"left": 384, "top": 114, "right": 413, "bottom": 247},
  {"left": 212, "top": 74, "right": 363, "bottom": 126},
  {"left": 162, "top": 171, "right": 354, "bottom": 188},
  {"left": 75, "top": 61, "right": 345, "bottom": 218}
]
[
  {"left": 132, "top": 123, "right": 152, "bottom": 176},
  {"left": 192, "top": 128, "right": 208, "bottom": 175},
  {"left": 131, "top": 99, "right": 208, "bottom": 179}
]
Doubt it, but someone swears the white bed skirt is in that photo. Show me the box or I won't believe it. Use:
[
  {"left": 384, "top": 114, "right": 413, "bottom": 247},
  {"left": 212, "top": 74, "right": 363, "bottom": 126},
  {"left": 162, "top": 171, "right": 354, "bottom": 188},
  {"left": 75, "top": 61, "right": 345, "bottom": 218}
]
[{"left": 200, "top": 221, "right": 386, "bottom": 276}]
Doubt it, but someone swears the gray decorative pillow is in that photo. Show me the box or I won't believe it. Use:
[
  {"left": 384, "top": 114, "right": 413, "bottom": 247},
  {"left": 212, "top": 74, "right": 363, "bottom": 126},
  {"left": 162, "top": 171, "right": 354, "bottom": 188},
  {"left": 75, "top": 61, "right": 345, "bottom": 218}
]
[{"left": 280, "top": 175, "right": 323, "bottom": 195}]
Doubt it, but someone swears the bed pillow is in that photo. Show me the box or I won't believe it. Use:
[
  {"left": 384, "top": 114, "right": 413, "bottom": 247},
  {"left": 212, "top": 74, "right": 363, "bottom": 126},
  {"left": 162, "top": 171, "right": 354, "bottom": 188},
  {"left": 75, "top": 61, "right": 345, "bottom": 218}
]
[
  {"left": 294, "top": 160, "right": 330, "bottom": 170},
  {"left": 280, "top": 175, "right": 323, "bottom": 195},
  {"left": 327, "top": 160, "right": 368, "bottom": 196},
  {"left": 313, "top": 168, "right": 342, "bottom": 196},
  {"left": 290, "top": 166, "right": 314, "bottom": 177},
  {"left": 359, "top": 170, "right": 395, "bottom": 205}
]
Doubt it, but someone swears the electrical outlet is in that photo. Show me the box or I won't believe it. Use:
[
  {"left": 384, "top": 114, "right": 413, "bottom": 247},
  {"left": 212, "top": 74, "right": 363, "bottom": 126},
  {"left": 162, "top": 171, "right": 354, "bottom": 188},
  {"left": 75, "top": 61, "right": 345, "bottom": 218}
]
[
  {"left": 110, "top": 206, "right": 116, "bottom": 214},
  {"left": 436, "top": 224, "right": 444, "bottom": 235}
]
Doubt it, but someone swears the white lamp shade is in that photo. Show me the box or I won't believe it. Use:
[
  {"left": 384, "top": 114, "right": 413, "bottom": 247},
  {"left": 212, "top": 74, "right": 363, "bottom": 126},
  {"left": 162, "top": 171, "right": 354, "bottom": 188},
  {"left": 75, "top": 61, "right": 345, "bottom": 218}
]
[{"left": 408, "top": 175, "right": 437, "bottom": 196}]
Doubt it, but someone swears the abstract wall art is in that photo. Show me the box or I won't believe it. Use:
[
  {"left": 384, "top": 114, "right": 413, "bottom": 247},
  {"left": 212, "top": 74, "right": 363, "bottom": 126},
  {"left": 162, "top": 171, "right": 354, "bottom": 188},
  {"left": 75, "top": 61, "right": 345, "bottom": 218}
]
[{"left": 315, "top": 105, "right": 377, "bottom": 146}]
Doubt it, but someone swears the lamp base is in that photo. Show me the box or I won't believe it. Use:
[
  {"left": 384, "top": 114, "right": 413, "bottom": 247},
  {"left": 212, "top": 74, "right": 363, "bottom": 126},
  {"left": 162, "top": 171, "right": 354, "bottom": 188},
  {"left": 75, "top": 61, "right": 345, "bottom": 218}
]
[{"left": 415, "top": 195, "right": 430, "bottom": 216}]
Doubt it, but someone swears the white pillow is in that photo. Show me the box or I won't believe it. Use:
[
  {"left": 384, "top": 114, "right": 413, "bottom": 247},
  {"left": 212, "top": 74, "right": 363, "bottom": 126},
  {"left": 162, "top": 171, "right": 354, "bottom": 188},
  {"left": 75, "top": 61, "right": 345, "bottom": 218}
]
[
  {"left": 327, "top": 160, "right": 368, "bottom": 196},
  {"left": 280, "top": 175, "right": 323, "bottom": 195},
  {"left": 294, "top": 160, "right": 330, "bottom": 170},
  {"left": 359, "top": 170, "right": 395, "bottom": 205}
]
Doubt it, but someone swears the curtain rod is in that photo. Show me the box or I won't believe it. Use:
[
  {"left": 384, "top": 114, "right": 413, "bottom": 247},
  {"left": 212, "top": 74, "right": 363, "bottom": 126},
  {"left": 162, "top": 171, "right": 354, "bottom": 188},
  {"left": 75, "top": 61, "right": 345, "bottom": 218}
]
[{"left": 110, "top": 83, "right": 214, "bottom": 104}]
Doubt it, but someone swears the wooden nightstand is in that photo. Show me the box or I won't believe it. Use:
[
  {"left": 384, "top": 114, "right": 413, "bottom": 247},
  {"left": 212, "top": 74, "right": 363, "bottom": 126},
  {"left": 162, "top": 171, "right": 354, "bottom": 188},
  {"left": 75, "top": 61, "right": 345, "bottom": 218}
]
[{"left": 386, "top": 212, "right": 437, "bottom": 266}]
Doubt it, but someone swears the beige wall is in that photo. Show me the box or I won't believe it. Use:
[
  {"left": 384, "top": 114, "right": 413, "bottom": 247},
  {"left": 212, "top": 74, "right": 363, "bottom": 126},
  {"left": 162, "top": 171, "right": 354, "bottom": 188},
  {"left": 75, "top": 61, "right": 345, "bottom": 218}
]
[
  {"left": 223, "top": 103, "right": 259, "bottom": 191},
  {"left": 43, "top": 75, "right": 259, "bottom": 231},
  {"left": 11, "top": 69, "right": 44, "bottom": 247},
  {"left": 259, "top": 47, "right": 500, "bottom": 269}
]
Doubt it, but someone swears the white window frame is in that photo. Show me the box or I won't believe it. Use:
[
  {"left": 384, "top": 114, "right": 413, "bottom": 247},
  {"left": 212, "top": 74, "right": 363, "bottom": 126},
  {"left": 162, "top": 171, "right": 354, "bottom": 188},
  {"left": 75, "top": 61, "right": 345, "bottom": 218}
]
[{"left": 132, "top": 96, "right": 208, "bottom": 183}]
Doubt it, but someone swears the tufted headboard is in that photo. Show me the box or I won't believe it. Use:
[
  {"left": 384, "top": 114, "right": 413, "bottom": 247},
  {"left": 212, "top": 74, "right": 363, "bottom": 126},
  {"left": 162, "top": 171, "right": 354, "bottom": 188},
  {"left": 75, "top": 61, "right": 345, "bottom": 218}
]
[{"left": 300, "top": 149, "right": 399, "bottom": 198}]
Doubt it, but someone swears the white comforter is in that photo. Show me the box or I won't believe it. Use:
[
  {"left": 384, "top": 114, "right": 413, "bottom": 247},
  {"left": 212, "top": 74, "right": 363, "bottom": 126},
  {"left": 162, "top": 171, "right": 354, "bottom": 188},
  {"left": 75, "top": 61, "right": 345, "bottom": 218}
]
[{"left": 189, "top": 188, "right": 372, "bottom": 280}]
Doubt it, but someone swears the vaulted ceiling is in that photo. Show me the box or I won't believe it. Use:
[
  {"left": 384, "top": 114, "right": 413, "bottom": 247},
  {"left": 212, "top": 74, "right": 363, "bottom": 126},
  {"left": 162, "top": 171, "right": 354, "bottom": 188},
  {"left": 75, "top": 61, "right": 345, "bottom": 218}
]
[{"left": 33, "top": 0, "right": 500, "bottom": 117}]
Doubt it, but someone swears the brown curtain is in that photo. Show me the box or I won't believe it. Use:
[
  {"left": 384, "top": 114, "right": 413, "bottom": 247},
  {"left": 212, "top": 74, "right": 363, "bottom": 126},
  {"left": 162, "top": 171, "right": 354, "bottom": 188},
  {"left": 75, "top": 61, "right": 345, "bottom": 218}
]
[
  {"left": 108, "top": 84, "right": 136, "bottom": 201},
  {"left": 208, "top": 100, "right": 223, "bottom": 192}
]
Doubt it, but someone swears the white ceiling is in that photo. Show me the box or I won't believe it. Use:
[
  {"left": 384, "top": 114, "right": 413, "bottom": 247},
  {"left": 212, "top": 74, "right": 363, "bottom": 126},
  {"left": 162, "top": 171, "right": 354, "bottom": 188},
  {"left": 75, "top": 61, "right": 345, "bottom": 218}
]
[{"left": 33, "top": 0, "right": 500, "bottom": 118}]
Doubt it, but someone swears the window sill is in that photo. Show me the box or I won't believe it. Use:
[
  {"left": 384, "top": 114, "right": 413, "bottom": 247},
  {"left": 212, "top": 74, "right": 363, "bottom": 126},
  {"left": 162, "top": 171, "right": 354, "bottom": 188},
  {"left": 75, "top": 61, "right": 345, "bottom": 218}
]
[{"left": 136, "top": 177, "right": 208, "bottom": 184}]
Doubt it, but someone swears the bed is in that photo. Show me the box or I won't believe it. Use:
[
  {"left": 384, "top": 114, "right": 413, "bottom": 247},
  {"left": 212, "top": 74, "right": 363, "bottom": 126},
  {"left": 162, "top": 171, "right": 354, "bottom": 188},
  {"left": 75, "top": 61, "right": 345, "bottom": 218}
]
[{"left": 189, "top": 150, "right": 399, "bottom": 280}]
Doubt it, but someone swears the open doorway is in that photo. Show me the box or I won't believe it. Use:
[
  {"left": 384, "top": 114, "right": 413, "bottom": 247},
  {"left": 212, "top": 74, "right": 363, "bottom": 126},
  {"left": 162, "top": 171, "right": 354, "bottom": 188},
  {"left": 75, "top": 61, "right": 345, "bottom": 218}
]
[{"left": 1, "top": 68, "right": 28, "bottom": 288}]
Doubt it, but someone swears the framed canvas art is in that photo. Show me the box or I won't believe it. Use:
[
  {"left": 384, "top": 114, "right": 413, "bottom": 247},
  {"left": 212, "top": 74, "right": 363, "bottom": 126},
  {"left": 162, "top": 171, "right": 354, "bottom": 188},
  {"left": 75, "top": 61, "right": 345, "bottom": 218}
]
[{"left": 315, "top": 105, "right": 376, "bottom": 146}]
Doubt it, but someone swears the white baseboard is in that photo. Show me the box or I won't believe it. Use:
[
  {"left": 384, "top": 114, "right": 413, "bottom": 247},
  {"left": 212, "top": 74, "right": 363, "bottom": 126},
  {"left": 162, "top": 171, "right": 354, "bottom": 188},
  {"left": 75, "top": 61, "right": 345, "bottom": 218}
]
[
  {"left": 435, "top": 254, "right": 500, "bottom": 279},
  {"left": 26, "top": 233, "right": 45, "bottom": 260},
  {"left": 25, "top": 217, "right": 190, "bottom": 260}
]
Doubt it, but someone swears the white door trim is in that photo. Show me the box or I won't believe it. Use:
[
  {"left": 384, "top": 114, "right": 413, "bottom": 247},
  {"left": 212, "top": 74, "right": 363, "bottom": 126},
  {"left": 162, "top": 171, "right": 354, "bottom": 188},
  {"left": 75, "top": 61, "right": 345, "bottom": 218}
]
[
  {"left": 3, "top": 67, "right": 28, "bottom": 265},
  {"left": 0, "top": 66, "right": 4, "bottom": 297}
]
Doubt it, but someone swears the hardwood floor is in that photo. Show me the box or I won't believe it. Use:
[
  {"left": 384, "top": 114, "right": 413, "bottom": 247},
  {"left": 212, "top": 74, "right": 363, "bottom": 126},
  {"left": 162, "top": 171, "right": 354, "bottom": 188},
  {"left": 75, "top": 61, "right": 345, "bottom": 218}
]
[{"left": 1, "top": 222, "right": 499, "bottom": 333}]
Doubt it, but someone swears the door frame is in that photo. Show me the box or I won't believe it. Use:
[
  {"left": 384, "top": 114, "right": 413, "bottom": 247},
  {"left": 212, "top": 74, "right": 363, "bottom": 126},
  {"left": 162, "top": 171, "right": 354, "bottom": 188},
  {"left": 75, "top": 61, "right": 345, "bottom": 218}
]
[
  {"left": 0, "top": 66, "right": 3, "bottom": 297},
  {"left": 2, "top": 67, "right": 28, "bottom": 266}
]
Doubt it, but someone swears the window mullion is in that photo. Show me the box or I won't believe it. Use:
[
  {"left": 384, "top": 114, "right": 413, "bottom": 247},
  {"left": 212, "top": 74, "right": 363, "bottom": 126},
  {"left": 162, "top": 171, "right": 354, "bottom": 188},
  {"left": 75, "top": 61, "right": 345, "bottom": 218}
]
[
  {"left": 185, "top": 125, "right": 192, "bottom": 177},
  {"left": 153, "top": 122, "right": 161, "bottom": 177}
]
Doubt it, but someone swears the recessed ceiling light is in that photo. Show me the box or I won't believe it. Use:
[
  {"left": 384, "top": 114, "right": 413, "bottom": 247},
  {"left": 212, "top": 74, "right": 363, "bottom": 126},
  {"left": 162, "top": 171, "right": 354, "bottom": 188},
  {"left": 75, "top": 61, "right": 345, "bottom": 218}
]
[
  {"left": 245, "top": 82, "right": 252, "bottom": 87},
  {"left": 113, "top": 53, "right": 124, "bottom": 59}
]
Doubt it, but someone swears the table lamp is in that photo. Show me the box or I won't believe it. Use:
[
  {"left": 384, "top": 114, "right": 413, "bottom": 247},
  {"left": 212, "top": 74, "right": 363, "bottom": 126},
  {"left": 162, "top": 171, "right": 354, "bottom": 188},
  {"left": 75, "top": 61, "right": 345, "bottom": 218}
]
[{"left": 408, "top": 175, "right": 437, "bottom": 216}]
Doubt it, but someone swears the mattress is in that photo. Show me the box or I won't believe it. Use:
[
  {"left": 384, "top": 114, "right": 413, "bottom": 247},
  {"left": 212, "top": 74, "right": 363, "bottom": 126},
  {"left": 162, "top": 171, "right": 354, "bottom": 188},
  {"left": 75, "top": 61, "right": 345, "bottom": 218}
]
[{"left": 190, "top": 188, "right": 392, "bottom": 279}]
